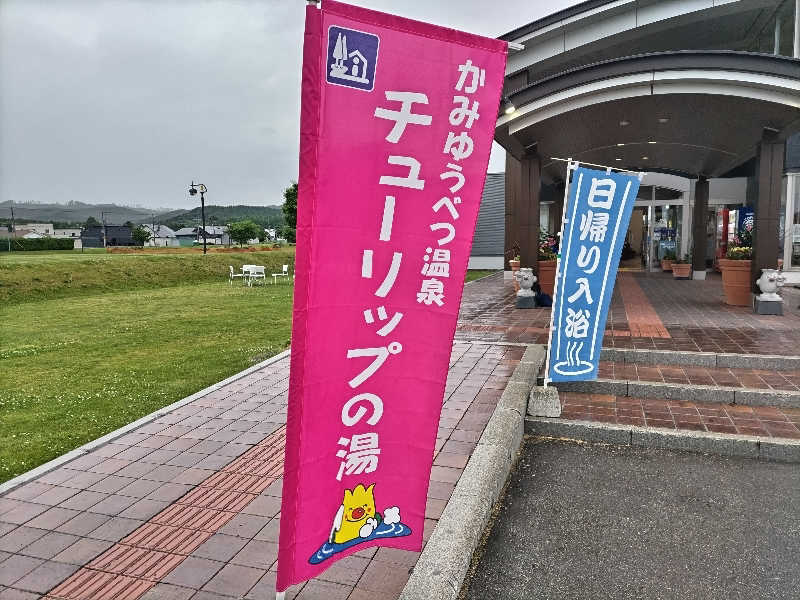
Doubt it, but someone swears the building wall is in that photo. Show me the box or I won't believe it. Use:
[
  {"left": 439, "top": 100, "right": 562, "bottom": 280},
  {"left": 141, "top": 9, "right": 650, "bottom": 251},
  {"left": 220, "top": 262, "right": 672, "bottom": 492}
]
[
  {"left": 471, "top": 173, "right": 505, "bottom": 261},
  {"left": 53, "top": 229, "right": 81, "bottom": 238}
]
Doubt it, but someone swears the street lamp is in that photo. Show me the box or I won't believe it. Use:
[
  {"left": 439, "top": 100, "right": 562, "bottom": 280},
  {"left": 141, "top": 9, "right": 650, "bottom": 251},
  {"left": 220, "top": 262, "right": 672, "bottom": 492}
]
[{"left": 189, "top": 182, "right": 208, "bottom": 255}]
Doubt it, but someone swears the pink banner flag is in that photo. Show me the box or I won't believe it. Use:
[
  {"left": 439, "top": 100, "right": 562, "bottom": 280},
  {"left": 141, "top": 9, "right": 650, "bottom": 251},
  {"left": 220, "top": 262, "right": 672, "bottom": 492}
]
[{"left": 277, "top": 1, "right": 507, "bottom": 590}]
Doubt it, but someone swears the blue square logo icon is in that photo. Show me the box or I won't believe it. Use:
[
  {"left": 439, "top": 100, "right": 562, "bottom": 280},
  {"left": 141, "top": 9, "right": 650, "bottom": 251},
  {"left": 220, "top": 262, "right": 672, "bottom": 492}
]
[{"left": 326, "top": 26, "right": 379, "bottom": 92}]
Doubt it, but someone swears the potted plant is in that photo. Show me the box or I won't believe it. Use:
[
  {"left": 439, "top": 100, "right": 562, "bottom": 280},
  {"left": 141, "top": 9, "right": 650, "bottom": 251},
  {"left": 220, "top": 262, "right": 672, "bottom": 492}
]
[
  {"left": 671, "top": 253, "right": 692, "bottom": 279},
  {"left": 719, "top": 243, "right": 752, "bottom": 306},
  {"left": 537, "top": 231, "right": 558, "bottom": 295},
  {"left": 661, "top": 250, "right": 676, "bottom": 272}
]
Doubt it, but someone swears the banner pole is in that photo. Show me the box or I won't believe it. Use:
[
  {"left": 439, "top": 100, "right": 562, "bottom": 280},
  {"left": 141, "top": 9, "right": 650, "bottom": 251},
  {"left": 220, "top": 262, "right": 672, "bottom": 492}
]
[
  {"left": 543, "top": 158, "right": 577, "bottom": 388},
  {"left": 549, "top": 156, "right": 638, "bottom": 175}
]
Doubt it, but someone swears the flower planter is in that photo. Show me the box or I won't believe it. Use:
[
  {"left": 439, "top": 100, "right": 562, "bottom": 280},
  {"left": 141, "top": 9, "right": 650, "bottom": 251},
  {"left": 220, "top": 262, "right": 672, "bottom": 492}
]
[
  {"left": 509, "top": 259, "right": 520, "bottom": 291},
  {"left": 719, "top": 259, "right": 752, "bottom": 306},
  {"left": 661, "top": 259, "right": 673, "bottom": 272},
  {"left": 537, "top": 260, "right": 556, "bottom": 295},
  {"left": 671, "top": 263, "right": 692, "bottom": 279}
]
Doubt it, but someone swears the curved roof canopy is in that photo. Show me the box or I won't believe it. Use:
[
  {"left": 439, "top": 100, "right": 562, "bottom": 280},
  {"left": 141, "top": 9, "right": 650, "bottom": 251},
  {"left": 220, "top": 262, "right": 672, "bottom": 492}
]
[
  {"left": 496, "top": 51, "right": 800, "bottom": 180},
  {"left": 495, "top": 0, "right": 800, "bottom": 182}
]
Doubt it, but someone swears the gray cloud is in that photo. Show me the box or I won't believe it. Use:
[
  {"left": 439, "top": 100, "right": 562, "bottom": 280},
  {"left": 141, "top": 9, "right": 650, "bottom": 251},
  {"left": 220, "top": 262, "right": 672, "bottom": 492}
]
[{"left": 0, "top": 0, "right": 578, "bottom": 209}]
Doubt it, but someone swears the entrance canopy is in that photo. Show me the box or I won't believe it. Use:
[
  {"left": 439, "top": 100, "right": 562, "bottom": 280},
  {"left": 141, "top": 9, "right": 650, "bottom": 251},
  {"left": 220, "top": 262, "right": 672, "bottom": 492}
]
[
  {"left": 494, "top": 0, "right": 800, "bottom": 279},
  {"left": 496, "top": 52, "right": 800, "bottom": 182}
]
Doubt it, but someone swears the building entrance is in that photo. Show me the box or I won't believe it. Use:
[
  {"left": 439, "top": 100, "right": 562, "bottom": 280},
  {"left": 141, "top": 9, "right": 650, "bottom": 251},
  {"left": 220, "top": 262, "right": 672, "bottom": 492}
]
[{"left": 626, "top": 185, "right": 688, "bottom": 271}]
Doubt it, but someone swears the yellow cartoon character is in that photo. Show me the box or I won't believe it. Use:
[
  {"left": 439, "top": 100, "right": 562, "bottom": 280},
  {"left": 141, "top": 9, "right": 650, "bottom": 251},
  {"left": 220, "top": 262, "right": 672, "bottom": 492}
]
[{"left": 330, "top": 483, "right": 380, "bottom": 544}]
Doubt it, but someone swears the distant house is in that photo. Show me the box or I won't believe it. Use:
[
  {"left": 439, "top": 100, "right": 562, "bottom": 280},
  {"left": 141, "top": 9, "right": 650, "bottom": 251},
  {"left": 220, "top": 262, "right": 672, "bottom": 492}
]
[
  {"left": 143, "top": 224, "right": 179, "bottom": 247},
  {"left": 174, "top": 227, "right": 199, "bottom": 247},
  {"left": 174, "top": 226, "right": 230, "bottom": 246},
  {"left": 80, "top": 225, "right": 135, "bottom": 248},
  {"left": 53, "top": 228, "right": 82, "bottom": 239},
  {"left": 23, "top": 232, "right": 45, "bottom": 239},
  {"left": 0, "top": 228, "right": 32, "bottom": 239},
  {"left": 200, "top": 226, "right": 230, "bottom": 246},
  {"left": 81, "top": 226, "right": 105, "bottom": 248},
  {"left": 23, "top": 223, "right": 54, "bottom": 236}
]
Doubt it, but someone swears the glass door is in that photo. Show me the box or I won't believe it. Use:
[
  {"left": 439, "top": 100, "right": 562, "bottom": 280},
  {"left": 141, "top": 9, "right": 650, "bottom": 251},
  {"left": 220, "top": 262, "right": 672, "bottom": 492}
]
[{"left": 651, "top": 204, "right": 683, "bottom": 268}]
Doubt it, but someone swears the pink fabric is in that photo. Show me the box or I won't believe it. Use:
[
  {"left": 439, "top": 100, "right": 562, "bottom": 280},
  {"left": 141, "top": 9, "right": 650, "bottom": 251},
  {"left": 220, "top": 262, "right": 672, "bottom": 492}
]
[{"left": 278, "top": 1, "right": 506, "bottom": 590}]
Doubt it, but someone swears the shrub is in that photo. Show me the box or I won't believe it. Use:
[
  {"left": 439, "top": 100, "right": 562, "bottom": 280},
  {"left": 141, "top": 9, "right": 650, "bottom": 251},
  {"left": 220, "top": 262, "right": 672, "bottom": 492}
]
[
  {"left": 673, "top": 253, "right": 692, "bottom": 264},
  {"left": 0, "top": 238, "right": 75, "bottom": 252},
  {"left": 726, "top": 246, "right": 752, "bottom": 260}
]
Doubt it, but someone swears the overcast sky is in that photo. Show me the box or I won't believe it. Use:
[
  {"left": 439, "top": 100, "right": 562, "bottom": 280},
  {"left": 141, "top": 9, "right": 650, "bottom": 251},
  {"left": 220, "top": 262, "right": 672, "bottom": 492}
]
[{"left": 0, "top": 0, "right": 579, "bottom": 210}]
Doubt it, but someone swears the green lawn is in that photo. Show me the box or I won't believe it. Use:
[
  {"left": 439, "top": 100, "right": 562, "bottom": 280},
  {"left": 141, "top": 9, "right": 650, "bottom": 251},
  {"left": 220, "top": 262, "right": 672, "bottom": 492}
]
[
  {"left": 0, "top": 279, "right": 293, "bottom": 482},
  {"left": 465, "top": 269, "right": 499, "bottom": 282},
  {"left": 0, "top": 252, "right": 493, "bottom": 484},
  {"left": 0, "top": 249, "right": 296, "bottom": 305}
]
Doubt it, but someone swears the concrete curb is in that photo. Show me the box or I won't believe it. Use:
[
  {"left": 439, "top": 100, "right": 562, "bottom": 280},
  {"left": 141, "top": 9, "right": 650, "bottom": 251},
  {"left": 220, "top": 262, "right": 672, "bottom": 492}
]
[
  {"left": 551, "top": 378, "right": 800, "bottom": 408},
  {"left": 525, "top": 417, "right": 800, "bottom": 463},
  {"left": 0, "top": 349, "right": 292, "bottom": 496},
  {"left": 398, "top": 344, "right": 544, "bottom": 600},
  {"left": 598, "top": 347, "right": 800, "bottom": 371}
]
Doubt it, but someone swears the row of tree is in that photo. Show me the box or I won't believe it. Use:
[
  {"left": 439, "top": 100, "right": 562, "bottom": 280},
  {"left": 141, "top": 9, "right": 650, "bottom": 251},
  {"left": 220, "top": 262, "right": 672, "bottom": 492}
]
[{"left": 3, "top": 182, "right": 300, "bottom": 248}]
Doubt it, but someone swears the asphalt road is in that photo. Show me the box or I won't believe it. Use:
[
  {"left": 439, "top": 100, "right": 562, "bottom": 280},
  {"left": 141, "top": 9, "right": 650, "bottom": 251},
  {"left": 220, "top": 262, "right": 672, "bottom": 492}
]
[{"left": 461, "top": 438, "right": 800, "bottom": 600}]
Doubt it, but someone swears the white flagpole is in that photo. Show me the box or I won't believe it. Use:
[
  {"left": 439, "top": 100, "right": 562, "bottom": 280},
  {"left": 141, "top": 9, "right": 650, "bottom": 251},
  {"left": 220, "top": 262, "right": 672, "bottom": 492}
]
[{"left": 543, "top": 158, "right": 577, "bottom": 388}]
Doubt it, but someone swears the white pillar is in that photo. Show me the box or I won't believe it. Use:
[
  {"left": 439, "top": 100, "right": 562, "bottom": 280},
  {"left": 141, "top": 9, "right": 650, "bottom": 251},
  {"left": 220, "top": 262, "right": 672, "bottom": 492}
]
[
  {"left": 774, "top": 16, "right": 782, "bottom": 54},
  {"left": 795, "top": 0, "right": 800, "bottom": 58}
]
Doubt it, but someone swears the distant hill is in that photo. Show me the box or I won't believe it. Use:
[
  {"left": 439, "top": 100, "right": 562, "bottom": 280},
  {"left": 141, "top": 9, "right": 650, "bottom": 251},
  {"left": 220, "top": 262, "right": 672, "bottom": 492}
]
[
  {"left": 157, "top": 205, "right": 284, "bottom": 230},
  {"left": 0, "top": 201, "right": 154, "bottom": 226},
  {"left": 0, "top": 201, "right": 285, "bottom": 230}
]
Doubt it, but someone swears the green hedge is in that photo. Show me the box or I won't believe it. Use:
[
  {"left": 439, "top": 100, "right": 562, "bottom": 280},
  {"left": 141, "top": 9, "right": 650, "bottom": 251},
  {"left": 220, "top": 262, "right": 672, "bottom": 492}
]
[{"left": 0, "top": 238, "right": 75, "bottom": 252}]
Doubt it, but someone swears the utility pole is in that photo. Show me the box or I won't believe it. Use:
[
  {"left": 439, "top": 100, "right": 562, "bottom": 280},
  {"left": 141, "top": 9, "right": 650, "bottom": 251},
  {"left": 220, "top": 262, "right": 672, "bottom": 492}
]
[
  {"left": 8, "top": 201, "right": 14, "bottom": 252},
  {"left": 100, "top": 211, "right": 115, "bottom": 248}
]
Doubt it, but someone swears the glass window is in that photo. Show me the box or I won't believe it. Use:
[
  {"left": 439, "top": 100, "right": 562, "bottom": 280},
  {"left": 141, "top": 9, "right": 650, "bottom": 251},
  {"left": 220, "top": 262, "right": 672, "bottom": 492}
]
[
  {"left": 540, "top": 203, "right": 550, "bottom": 234},
  {"left": 790, "top": 176, "right": 800, "bottom": 269}
]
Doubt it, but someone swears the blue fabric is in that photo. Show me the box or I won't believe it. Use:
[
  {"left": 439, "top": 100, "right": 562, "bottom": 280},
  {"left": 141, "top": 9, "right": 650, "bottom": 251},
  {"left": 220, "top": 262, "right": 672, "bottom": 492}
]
[
  {"left": 547, "top": 167, "right": 640, "bottom": 382},
  {"left": 308, "top": 521, "right": 412, "bottom": 564}
]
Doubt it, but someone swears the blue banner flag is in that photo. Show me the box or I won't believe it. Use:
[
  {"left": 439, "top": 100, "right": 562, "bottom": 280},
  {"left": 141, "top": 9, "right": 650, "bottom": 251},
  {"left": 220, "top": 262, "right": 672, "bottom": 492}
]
[{"left": 547, "top": 166, "right": 641, "bottom": 382}]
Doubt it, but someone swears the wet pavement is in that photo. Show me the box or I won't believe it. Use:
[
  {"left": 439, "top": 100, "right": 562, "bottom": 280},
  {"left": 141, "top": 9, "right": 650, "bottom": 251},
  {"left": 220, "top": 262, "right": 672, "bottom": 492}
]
[
  {"left": 457, "top": 271, "right": 800, "bottom": 355},
  {"left": 0, "top": 342, "right": 523, "bottom": 600},
  {"left": 462, "top": 437, "right": 800, "bottom": 600},
  {"left": 3, "top": 270, "right": 799, "bottom": 598},
  {"left": 559, "top": 392, "right": 800, "bottom": 437}
]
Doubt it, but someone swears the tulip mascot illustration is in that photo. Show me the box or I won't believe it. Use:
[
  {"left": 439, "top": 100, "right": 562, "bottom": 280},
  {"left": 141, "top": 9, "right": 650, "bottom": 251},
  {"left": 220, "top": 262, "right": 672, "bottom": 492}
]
[{"left": 308, "top": 483, "right": 412, "bottom": 564}]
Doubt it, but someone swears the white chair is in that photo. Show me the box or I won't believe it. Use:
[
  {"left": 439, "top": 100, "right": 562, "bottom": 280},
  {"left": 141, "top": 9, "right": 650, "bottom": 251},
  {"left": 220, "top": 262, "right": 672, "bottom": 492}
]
[
  {"left": 272, "top": 264, "right": 290, "bottom": 284},
  {"left": 241, "top": 264, "right": 256, "bottom": 285},
  {"left": 229, "top": 265, "right": 245, "bottom": 285},
  {"left": 248, "top": 265, "right": 266, "bottom": 286}
]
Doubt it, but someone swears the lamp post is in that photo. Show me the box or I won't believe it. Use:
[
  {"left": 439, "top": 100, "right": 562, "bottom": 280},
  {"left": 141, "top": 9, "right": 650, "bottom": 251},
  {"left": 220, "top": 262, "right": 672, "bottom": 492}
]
[{"left": 189, "top": 182, "right": 208, "bottom": 255}]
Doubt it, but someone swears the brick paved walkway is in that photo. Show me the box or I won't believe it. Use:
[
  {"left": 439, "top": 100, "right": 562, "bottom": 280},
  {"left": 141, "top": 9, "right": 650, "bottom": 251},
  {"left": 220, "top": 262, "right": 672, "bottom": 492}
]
[
  {"left": 0, "top": 342, "right": 523, "bottom": 600},
  {"left": 596, "top": 362, "right": 800, "bottom": 391},
  {"left": 3, "top": 270, "right": 799, "bottom": 599},
  {"left": 457, "top": 271, "right": 800, "bottom": 354},
  {"left": 560, "top": 392, "right": 800, "bottom": 438}
]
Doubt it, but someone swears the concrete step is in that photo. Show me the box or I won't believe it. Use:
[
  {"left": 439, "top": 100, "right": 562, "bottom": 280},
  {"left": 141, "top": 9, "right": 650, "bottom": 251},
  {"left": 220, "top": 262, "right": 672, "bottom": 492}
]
[
  {"left": 598, "top": 348, "right": 800, "bottom": 371},
  {"left": 554, "top": 392, "right": 800, "bottom": 434},
  {"left": 525, "top": 417, "right": 800, "bottom": 463},
  {"left": 546, "top": 378, "right": 800, "bottom": 408}
]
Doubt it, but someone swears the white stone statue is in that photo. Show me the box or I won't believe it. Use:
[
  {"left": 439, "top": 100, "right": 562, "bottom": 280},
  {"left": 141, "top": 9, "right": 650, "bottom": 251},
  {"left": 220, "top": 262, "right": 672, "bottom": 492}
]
[
  {"left": 515, "top": 267, "right": 536, "bottom": 297},
  {"left": 756, "top": 268, "right": 786, "bottom": 302}
]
